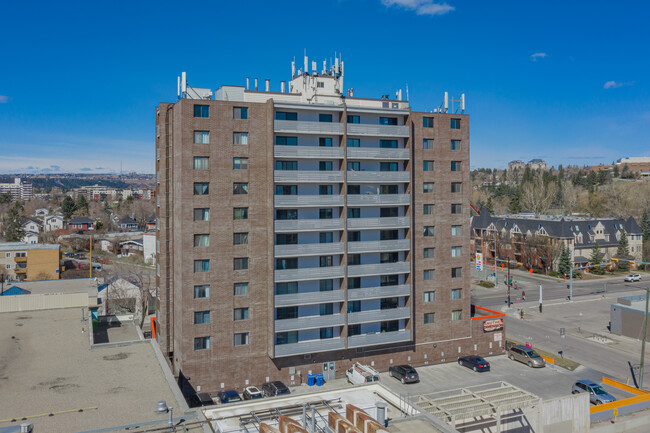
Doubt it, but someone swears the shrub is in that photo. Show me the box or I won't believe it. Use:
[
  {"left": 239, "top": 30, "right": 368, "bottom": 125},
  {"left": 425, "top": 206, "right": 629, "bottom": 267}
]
[{"left": 478, "top": 280, "right": 495, "bottom": 288}]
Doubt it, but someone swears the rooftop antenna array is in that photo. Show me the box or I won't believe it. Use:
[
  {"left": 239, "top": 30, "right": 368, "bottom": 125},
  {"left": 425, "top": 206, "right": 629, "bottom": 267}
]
[{"left": 438, "top": 92, "right": 466, "bottom": 113}]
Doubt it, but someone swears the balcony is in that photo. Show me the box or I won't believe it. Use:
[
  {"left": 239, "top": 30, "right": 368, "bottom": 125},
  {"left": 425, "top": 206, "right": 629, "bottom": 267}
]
[
  {"left": 347, "top": 194, "right": 410, "bottom": 207},
  {"left": 347, "top": 262, "right": 410, "bottom": 278},
  {"left": 347, "top": 217, "right": 410, "bottom": 231},
  {"left": 14, "top": 267, "right": 27, "bottom": 274},
  {"left": 275, "top": 265, "right": 345, "bottom": 282},
  {"left": 275, "top": 120, "right": 344, "bottom": 135},
  {"left": 347, "top": 307, "right": 411, "bottom": 325},
  {"left": 348, "top": 284, "right": 411, "bottom": 301},
  {"left": 347, "top": 330, "right": 411, "bottom": 349},
  {"left": 275, "top": 242, "right": 344, "bottom": 258},
  {"left": 274, "top": 171, "right": 344, "bottom": 184},
  {"left": 275, "top": 289, "right": 346, "bottom": 307},
  {"left": 275, "top": 195, "right": 344, "bottom": 208},
  {"left": 275, "top": 146, "right": 344, "bottom": 160},
  {"left": 275, "top": 313, "right": 345, "bottom": 332},
  {"left": 14, "top": 256, "right": 27, "bottom": 263},
  {"left": 275, "top": 218, "right": 345, "bottom": 233},
  {"left": 347, "top": 124, "right": 410, "bottom": 138},
  {"left": 347, "top": 239, "right": 410, "bottom": 254},
  {"left": 346, "top": 171, "right": 410, "bottom": 184},
  {"left": 346, "top": 147, "right": 410, "bottom": 160},
  {"left": 274, "top": 337, "right": 345, "bottom": 358}
]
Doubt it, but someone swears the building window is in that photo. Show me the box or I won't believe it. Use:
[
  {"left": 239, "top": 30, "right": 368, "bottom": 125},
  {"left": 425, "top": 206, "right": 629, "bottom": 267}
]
[
  {"left": 276, "top": 331, "right": 298, "bottom": 344},
  {"left": 347, "top": 208, "right": 360, "bottom": 218},
  {"left": 194, "top": 285, "right": 210, "bottom": 298},
  {"left": 319, "top": 208, "right": 333, "bottom": 219},
  {"left": 193, "top": 183, "right": 209, "bottom": 195},
  {"left": 380, "top": 185, "right": 398, "bottom": 194},
  {"left": 193, "top": 157, "right": 209, "bottom": 170},
  {"left": 424, "top": 291, "right": 435, "bottom": 303},
  {"left": 233, "top": 157, "right": 248, "bottom": 170},
  {"left": 424, "top": 248, "right": 434, "bottom": 258},
  {"left": 276, "top": 112, "right": 298, "bottom": 121},
  {"left": 450, "top": 118, "right": 461, "bottom": 129},
  {"left": 451, "top": 161, "right": 462, "bottom": 171},
  {"left": 193, "top": 131, "right": 209, "bottom": 144},
  {"left": 233, "top": 232, "right": 249, "bottom": 245},
  {"left": 380, "top": 207, "right": 398, "bottom": 217},
  {"left": 451, "top": 225, "right": 462, "bottom": 236},
  {"left": 348, "top": 231, "right": 360, "bottom": 242},
  {"left": 275, "top": 185, "right": 297, "bottom": 195},
  {"left": 451, "top": 182, "right": 462, "bottom": 193},
  {"left": 380, "top": 252, "right": 398, "bottom": 264},
  {"left": 319, "top": 113, "right": 333, "bottom": 122},
  {"left": 276, "top": 258, "right": 298, "bottom": 270},
  {"left": 194, "top": 208, "right": 210, "bottom": 221},
  {"left": 452, "top": 310, "right": 462, "bottom": 321},
  {"left": 233, "top": 183, "right": 248, "bottom": 195},
  {"left": 347, "top": 138, "right": 360, "bottom": 147},
  {"left": 319, "top": 161, "right": 333, "bottom": 171},
  {"left": 320, "top": 327, "right": 334, "bottom": 339},
  {"left": 194, "top": 234, "right": 210, "bottom": 247},
  {"left": 380, "top": 297, "right": 399, "bottom": 310},
  {"left": 348, "top": 277, "right": 361, "bottom": 289},
  {"left": 424, "top": 313, "right": 435, "bottom": 324},
  {"left": 194, "top": 336, "right": 210, "bottom": 350},
  {"left": 347, "top": 115, "right": 360, "bottom": 124},
  {"left": 234, "top": 333, "right": 249, "bottom": 346},
  {"left": 380, "top": 275, "right": 398, "bottom": 286},
  {"left": 423, "top": 182, "right": 434, "bottom": 193},
  {"left": 234, "top": 207, "right": 248, "bottom": 220},
  {"left": 319, "top": 232, "right": 333, "bottom": 243},
  {"left": 451, "top": 204, "right": 462, "bottom": 214},
  {"left": 379, "top": 117, "right": 397, "bottom": 125},
  {"left": 423, "top": 161, "right": 434, "bottom": 172},
  {"left": 423, "top": 139, "right": 433, "bottom": 149},
  {"left": 380, "top": 162, "right": 398, "bottom": 172},
  {"left": 320, "top": 279, "right": 334, "bottom": 291},
  {"left": 275, "top": 160, "right": 298, "bottom": 170},
  {"left": 319, "top": 137, "right": 333, "bottom": 147},
  {"left": 233, "top": 132, "right": 248, "bottom": 145},
  {"left": 380, "top": 230, "right": 398, "bottom": 241},
  {"left": 194, "top": 260, "right": 209, "bottom": 273},
  {"left": 348, "top": 324, "right": 361, "bottom": 336},
  {"left": 233, "top": 107, "right": 248, "bottom": 119},
  {"left": 234, "top": 282, "right": 249, "bottom": 296},
  {"left": 424, "top": 226, "right": 435, "bottom": 237},
  {"left": 451, "top": 140, "right": 461, "bottom": 150},
  {"left": 347, "top": 184, "right": 360, "bottom": 194},
  {"left": 276, "top": 136, "right": 298, "bottom": 146},
  {"left": 347, "top": 161, "right": 360, "bottom": 171},
  {"left": 348, "top": 254, "right": 361, "bottom": 265},
  {"left": 381, "top": 320, "right": 399, "bottom": 332},
  {"left": 348, "top": 300, "right": 361, "bottom": 313},
  {"left": 380, "top": 139, "right": 397, "bottom": 148},
  {"left": 451, "top": 267, "right": 462, "bottom": 278},
  {"left": 234, "top": 258, "right": 249, "bottom": 270},
  {"left": 193, "top": 105, "right": 209, "bottom": 118},
  {"left": 319, "top": 185, "right": 333, "bottom": 195},
  {"left": 424, "top": 269, "right": 434, "bottom": 280},
  {"left": 423, "top": 204, "right": 434, "bottom": 215},
  {"left": 275, "top": 282, "right": 298, "bottom": 295},
  {"left": 234, "top": 308, "right": 249, "bottom": 321},
  {"left": 276, "top": 233, "right": 298, "bottom": 245},
  {"left": 423, "top": 117, "right": 434, "bottom": 128},
  {"left": 320, "top": 256, "right": 333, "bottom": 267},
  {"left": 320, "top": 303, "right": 334, "bottom": 315},
  {"left": 451, "top": 246, "right": 462, "bottom": 257},
  {"left": 194, "top": 311, "right": 210, "bottom": 324},
  {"left": 451, "top": 288, "right": 462, "bottom": 300}
]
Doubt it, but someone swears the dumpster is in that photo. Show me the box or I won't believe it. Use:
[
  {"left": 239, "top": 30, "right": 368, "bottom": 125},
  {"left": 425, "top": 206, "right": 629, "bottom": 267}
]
[{"left": 307, "top": 374, "right": 315, "bottom": 386}]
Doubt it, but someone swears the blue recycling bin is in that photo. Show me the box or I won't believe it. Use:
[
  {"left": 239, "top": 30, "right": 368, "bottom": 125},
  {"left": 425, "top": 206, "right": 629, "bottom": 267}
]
[
  {"left": 316, "top": 374, "right": 324, "bottom": 386},
  {"left": 307, "top": 374, "right": 315, "bottom": 386}
]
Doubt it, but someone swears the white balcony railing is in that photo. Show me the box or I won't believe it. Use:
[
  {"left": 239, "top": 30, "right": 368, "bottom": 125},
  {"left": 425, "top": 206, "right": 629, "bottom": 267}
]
[
  {"left": 274, "top": 171, "right": 344, "bottom": 184},
  {"left": 275, "top": 195, "right": 344, "bottom": 208},
  {"left": 275, "top": 289, "right": 346, "bottom": 307},
  {"left": 347, "top": 124, "right": 410, "bottom": 137},
  {"left": 348, "top": 284, "right": 411, "bottom": 301},
  {"left": 275, "top": 146, "right": 344, "bottom": 159},
  {"left": 275, "top": 120, "right": 344, "bottom": 135},
  {"left": 275, "top": 265, "right": 345, "bottom": 282},
  {"left": 347, "top": 239, "right": 411, "bottom": 254},
  {"left": 347, "top": 330, "right": 411, "bottom": 349},
  {"left": 347, "top": 217, "right": 410, "bottom": 231},
  {"left": 347, "top": 307, "right": 411, "bottom": 325},
  {"left": 274, "top": 313, "right": 345, "bottom": 332},
  {"left": 346, "top": 148, "right": 410, "bottom": 160},
  {"left": 274, "top": 337, "right": 345, "bottom": 357},
  {"left": 346, "top": 171, "right": 410, "bottom": 184},
  {"left": 347, "top": 262, "right": 410, "bottom": 278},
  {"left": 347, "top": 194, "right": 410, "bottom": 207},
  {"left": 275, "top": 218, "right": 345, "bottom": 233},
  {"left": 275, "top": 242, "right": 344, "bottom": 258}
]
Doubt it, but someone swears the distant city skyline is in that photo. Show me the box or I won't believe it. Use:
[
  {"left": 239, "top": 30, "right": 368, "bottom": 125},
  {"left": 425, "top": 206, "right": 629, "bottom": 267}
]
[{"left": 1, "top": 0, "right": 649, "bottom": 173}]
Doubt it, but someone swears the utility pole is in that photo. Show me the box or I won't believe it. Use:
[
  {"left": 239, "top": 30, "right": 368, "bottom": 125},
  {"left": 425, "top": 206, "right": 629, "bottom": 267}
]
[
  {"left": 507, "top": 259, "right": 512, "bottom": 308},
  {"left": 89, "top": 233, "right": 93, "bottom": 279},
  {"left": 640, "top": 286, "right": 649, "bottom": 388},
  {"left": 539, "top": 284, "right": 543, "bottom": 313}
]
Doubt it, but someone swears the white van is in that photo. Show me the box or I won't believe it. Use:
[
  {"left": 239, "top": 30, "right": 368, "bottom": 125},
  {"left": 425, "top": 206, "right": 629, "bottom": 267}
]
[{"left": 346, "top": 362, "right": 380, "bottom": 385}]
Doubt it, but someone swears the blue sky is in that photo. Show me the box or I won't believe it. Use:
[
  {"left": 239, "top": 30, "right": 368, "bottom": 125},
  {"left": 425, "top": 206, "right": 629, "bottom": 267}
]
[{"left": 1, "top": 0, "right": 649, "bottom": 173}]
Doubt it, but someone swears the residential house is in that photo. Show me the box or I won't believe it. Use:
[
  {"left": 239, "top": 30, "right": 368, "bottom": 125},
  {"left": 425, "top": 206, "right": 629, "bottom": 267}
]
[
  {"left": 21, "top": 218, "right": 40, "bottom": 235},
  {"left": 33, "top": 208, "right": 49, "bottom": 218},
  {"left": 118, "top": 239, "right": 143, "bottom": 256},
  {"left": 22, "top": 232, "right": 39, "bottom": 244},
  {"left": 67, "top": 217, "right": 95, "bottom": 232},
  {"left": 44, "top": 214, "right": 65, "bottom": 232},
  {"left": 117, "top": 216, "right": 139, "bottom": 231},
  {"left": 145, "top": 214, "right": 156, "bottom": 232},
  {"left": 0, "top": 242, "right": 61, "bottom": 282}
]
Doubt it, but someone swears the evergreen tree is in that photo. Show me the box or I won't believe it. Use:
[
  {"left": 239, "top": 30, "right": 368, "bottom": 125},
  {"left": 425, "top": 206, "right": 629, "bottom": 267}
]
[
  {"left": 75, "top": 195, "right": 89, "bottom": 215},
  {"left": 486, "top": 197, "right": 495, "bottom": 214},
  {"left": 558, "top": 244, "right": 572, "bottom": 277},
  {"left": 590, "top": 241, "right": 605, "bottom": 275},
  {"left": 612, "top": 165, "right": 619, "bottom": 178},
  {"left": 61, "top": 196, "right": 76, "bottom": 219},
  {"left": 0, "top": 192, "right": 12, "bottom": 204},
  {"left": 4, "top": 202, "right": 25, "bottom": 242},
  {"left": 641, "top": 209, "right": 650, "bottom": 243},
  {"left": 616, "top": 229, "right": 631, "bottom": 271},
  {"left": 508, "top": 188, "right": 523, "bottom": 214}
]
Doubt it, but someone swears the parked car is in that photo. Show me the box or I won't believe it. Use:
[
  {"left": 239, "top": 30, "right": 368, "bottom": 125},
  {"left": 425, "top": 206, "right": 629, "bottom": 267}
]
[
  {"left": 189, "top": 392, "right": 214, "bottom": 407},
  {"left": 508, "top": 345, "right": 546, "bottom": 368},
  {"left": 243, "top": 386, "right": 264, "bottom": 400},
  {"left": 458, "top": 355, "right": 491, "bottom": 372},
  {"left": 572, "top": 380, "right": 616, "bottom": 405},
  {"left": 388, "top": 365, "right": 419, "bottom": 384},
  {"left": 216, "top": 390, "right": 242, "bottom": 404},
  {"left": 261, "top": 381, "right": 290, "bottom": 397},
  {"left": 624, "top": 274, "right": 642, "bottom": 282}
]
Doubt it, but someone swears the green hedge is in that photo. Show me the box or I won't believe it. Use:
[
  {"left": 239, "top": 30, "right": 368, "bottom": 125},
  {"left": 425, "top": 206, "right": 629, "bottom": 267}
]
[{"left": 478, "top": 280, "right": 495, "bottom": 288}]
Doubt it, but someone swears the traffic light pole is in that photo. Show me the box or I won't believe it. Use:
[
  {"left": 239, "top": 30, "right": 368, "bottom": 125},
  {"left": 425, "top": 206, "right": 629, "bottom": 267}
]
[{"left": 640, "top": 286, "right": 649, "bottom": 388}]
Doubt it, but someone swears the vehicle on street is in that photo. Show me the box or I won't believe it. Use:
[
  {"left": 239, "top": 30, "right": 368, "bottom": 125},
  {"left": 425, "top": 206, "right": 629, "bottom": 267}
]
[
  {"left": 508, "top": 345, "right": 546, "bottom": 368},
  {"left": 572, "top": 380, "right": 616, "bottom": 405},
  {"left": 346, "top": 362, "right": 380, "bottom": 385},
  {"left": 624, "top": 274, "right": 642, "bottom": 282},
  {"left": 458, "top": 355, "right": 491, "bottom": 372},
  {"left": 261, "top": 381, "right": 290, "bottom": 397},
  {"left": 189, "top": 392, "right": 214, "bottom": 407},
  {"left": 388, "top": 365, "right": 419, "bottom": 384},
  {"left": 243, "top": 386, "right": 264, "bottom": 400},
  {"left": 216, "top": 390, "right": 242, "bottom": 404}
]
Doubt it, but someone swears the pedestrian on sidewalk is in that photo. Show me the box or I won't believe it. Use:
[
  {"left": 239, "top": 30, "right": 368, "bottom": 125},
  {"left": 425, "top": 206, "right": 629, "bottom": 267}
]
[{"left": 522, "top": 291, "right": 526, "bottom": 300}]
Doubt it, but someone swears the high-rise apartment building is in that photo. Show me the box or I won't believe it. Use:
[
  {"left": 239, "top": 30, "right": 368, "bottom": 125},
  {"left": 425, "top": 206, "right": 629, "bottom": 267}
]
[
  {"left": 155, "top": 57, "right": 502, "bottom": 393},
  {"left": 0, "top": 178, "right": 33, "bottom": 201}
]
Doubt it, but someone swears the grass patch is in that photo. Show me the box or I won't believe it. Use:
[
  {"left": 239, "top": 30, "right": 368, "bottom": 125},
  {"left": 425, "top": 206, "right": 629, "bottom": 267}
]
[
  {"left": 478, "top": 280, "right": 495, "bottom": 288},
  {"left": 506, "top": 339, "right": 581, "bottom": 371}
]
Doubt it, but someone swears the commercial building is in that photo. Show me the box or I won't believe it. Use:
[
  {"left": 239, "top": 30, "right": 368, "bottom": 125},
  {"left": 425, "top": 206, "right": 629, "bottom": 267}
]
[
  {"left": 0, "top": 242, "right": 61, "bottom": 282},
  {"left": 0, "top": 177, "right": 33, "bottom": 201},
  {"left": 611, "top": 294, "right": 650, "bottom": 341},
  {"left": 155, "top": 56, "right": 502, "bottom": 393}
]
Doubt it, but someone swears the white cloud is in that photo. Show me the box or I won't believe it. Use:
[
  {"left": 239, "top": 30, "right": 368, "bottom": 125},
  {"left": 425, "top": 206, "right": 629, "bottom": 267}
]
[
  {"left": 603, "top": 81, "right": 633, "bottom": 89},
  {"left": 530, "top": 52, "right": 548, "bottom": 61},
  {"left": 381, "top": 0, "right": 454, "bottom": 16},
  {"left": 0, "top": 95, "right": 8, "bottom": 103}
]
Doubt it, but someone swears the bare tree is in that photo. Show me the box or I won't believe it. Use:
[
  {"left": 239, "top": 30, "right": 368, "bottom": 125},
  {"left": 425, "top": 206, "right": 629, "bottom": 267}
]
[
  {"left": 560, "top": 182, "right": 579, "bottom": 215},
  {"left": 536, "top": 236, "right": 562, "bottom": 272},
  {"left": 106, "top": 263, "right": 156, "bottom": 328},
  {"left": 521, "top": 176, "right": 558, "bottom": 214},
  {"left": 131, "top": 200, "right": 155, "bottom": 231}
]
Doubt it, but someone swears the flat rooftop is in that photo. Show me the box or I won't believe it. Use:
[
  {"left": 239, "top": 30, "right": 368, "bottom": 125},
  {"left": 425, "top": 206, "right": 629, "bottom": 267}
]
[
  {"left": 0, "top": 242, "right": 59, "bottom": 251},
  {"left": 0, "top": 308, "right": 181, "bottom": 432},
  {"left": 1, "top": 278, "right": 101, "bottom": 295}
]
